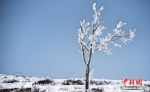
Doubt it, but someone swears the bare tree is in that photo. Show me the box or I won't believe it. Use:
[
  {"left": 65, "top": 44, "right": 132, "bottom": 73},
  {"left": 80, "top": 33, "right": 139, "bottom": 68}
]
[{"left": 77, "top": 3, "right": 136, "bottom": 92}]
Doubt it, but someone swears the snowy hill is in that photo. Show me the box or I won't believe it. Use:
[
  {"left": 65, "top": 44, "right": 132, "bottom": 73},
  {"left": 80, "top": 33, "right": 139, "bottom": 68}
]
[{"left": 0, "top": 74, "right": 150, "bottom": 92}]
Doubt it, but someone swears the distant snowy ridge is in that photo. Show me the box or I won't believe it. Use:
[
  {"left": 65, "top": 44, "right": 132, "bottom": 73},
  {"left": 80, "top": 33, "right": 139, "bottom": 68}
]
[{"left": 0, "top": 74, "right": 150, "bottom": 92}]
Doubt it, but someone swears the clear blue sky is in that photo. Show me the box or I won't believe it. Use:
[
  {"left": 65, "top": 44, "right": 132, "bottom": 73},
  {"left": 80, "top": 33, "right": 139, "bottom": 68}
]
[{"left": 0, "top": 0, "right": 150, "bottom": 80}]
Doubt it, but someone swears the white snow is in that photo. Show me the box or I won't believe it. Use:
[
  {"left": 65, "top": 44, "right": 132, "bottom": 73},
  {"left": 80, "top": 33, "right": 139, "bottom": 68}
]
[{"left": 0, "top": 74, "right": 150, "bottom": 92}]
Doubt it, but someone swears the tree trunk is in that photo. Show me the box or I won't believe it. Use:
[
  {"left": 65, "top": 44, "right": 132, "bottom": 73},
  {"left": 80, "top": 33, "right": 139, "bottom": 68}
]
[{"left": 85, "top": 64, "right": 90, "bottom": 92}]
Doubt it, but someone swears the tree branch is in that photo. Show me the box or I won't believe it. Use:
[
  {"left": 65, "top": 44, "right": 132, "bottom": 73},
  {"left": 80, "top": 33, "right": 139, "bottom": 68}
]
[
  {"left": 111, "top": 35, "right": 129, "bottom": 41},
  {"left": 87, "top": 45, "right": 92, "bottom": 65},
  {"left": 81, "top": 46, "right": 87, "bottom": 66},
  {"left": 81, "top": 42, "right": 89, "bottom": 52},
  {"left": 94, "top": 34, "right": 130, "bottom": 51},
  {"left": 93, "top": 24, "right": 100, "bottom": 34},
  {"left": 80, "top": 25, "right": 90, "bottom": 37}
]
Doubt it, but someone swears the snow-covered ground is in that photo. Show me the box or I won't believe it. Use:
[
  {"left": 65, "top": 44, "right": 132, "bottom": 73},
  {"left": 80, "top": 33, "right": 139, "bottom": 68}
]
[{"left": 0, "top": 74, "right": 150, "bottom": 92}]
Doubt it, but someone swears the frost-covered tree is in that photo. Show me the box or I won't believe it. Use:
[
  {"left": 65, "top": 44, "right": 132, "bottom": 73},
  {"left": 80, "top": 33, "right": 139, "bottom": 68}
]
[{"left": 77, "top": 3, "right": 136, "bottom": 92}]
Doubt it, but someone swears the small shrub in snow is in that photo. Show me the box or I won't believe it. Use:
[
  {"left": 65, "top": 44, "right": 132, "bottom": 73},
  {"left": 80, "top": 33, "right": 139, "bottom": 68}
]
[
  {"left": 90, "top": 80, "right": 103, "bottom": 85},
  {"left": 1, "top": 88, "right": 32, "bottom": 92},
  {"left": 20, "top": 88, "right": 32, "bottom": 92},
  {"left": 33, "top": 79, "right": 55, "bottom": 85},
  {"left": 0, "top": 88, "right": 20, "bottom": 92},
  {"left": 4, "top": 76, "right": 7, "bottom": 78},
  {"left": 91, "top": 87, "right": 103, "bottom": 92},
  {"left": 3, "top": 79, "right": 19, "bottom": 83},
  {"left": 62, "top": 79, "right": 84, "bottom": 85},
  {"left": 103, "top": 80, "right": 111, "bottom": 85}
]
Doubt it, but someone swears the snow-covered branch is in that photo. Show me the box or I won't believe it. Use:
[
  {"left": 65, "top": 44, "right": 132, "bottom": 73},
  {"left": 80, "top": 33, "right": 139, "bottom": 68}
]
[
  {"left": 78, "top": 3, "right": 136, "bottom": 62},
  {"left": 81, "top": 46, "right": 87, "bottom": 66},
  {"left": 95, "top": 21, "right": 136, "bottom": 55}
]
